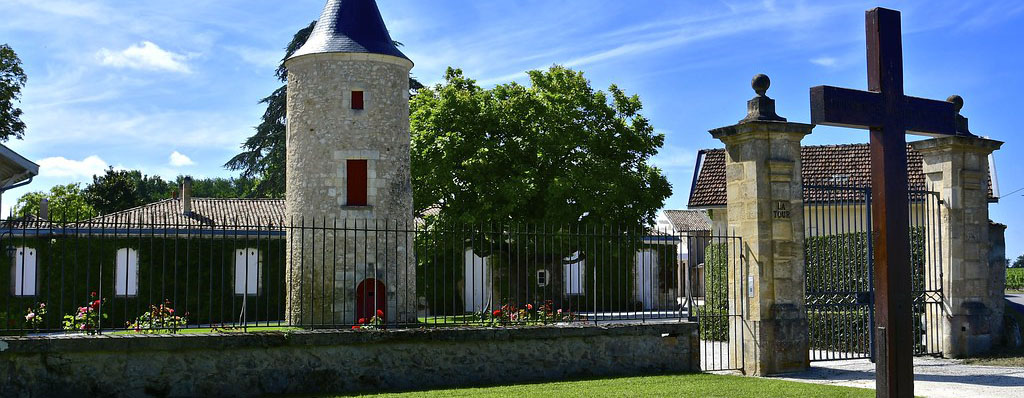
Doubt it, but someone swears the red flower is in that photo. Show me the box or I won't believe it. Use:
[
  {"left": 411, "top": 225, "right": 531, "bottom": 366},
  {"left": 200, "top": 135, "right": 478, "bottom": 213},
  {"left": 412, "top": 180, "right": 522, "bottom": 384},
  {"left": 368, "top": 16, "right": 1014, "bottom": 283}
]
[
  {"left": 526, "top": 304, "right": 534, "bottom": 310},
  {"left": 358, "top": 318, "right": 367, "bottom": 324},
  {"left": 492, "top": 310, "right": 502, "bottom": 317},
  {"left": 90, "top": 291, "right": 98, "bottom": 298},
  {"left": 351, "top": 325, "right": 360, "bottom": 330},
  {"left": 90, "top": 300, "right": 101, "bottom": 310},
  {"left": 376, "top": 309, "right": 384, "bottom": 318}
]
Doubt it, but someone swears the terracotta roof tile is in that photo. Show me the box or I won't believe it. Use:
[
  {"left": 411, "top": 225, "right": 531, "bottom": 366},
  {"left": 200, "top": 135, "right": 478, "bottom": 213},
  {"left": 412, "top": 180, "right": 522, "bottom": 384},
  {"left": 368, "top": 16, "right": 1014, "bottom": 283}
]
[{"left": 688, "top": 143, "right": 996, "bottom": 208}]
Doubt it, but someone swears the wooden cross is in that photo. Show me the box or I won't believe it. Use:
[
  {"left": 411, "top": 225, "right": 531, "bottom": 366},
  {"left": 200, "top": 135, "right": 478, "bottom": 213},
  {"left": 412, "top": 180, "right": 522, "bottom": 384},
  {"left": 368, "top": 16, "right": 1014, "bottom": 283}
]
[{"left": 810, "top": 8, "right": 959, "bottom": 398}]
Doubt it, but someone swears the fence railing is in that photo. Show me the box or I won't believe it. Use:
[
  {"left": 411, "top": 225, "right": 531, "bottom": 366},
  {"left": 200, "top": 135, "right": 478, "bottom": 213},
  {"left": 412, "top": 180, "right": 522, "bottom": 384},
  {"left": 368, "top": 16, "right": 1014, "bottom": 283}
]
[{"left": 0, "top": 216, "right": 739, "bottom": 336}]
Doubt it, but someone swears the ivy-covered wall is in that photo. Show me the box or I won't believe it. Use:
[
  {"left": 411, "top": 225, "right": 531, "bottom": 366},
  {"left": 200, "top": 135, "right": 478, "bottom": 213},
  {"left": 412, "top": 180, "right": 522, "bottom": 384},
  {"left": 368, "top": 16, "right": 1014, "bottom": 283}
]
[
  {"left": 415, "top": 228, "right": 680, "bottom": 317},
  {"left": 0, "top": 233, "right": 286, "bottom": 332}
]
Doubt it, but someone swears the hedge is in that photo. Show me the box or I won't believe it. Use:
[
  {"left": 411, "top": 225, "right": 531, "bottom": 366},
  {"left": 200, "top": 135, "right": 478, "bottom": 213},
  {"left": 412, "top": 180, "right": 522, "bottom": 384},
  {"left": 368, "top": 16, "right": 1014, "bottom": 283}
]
[{"left": 698, "top": 243, "right": 729, "bottom": 341}]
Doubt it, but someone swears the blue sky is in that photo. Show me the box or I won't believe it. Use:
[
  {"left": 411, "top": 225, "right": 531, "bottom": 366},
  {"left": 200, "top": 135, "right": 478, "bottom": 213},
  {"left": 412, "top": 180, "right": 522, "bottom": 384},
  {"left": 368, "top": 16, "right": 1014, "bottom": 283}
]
[{"left": 2, "top": 0, "right": 1023, "bottom": 255}]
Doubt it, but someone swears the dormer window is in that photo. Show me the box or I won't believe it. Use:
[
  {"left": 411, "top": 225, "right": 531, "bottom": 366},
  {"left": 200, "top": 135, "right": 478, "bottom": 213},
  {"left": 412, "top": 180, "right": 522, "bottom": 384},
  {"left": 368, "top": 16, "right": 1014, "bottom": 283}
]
[{"left": 351, "top": 91, "right": 364, "bottom": 110}]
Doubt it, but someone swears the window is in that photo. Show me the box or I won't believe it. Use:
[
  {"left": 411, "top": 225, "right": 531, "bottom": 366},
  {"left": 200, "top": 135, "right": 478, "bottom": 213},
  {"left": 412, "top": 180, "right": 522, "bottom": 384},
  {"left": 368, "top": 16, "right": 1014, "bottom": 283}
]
[
  {"left": 536, "top": 269, "right": 550, "bottom": 287},
  {"left": 234, "top": 249, "right": 261, "bottom": 295},
  {"left": 351, "top": 91, "right": 364, "bottom": 110},
  {"left": 10, "top": 247, "right": 36, "bottom": 297},
  {"left": 114, "top": 248, "right": 139, "bottom": 297},
  {"left": 347, "top": 159, "right": 368, "bottom": 206}
]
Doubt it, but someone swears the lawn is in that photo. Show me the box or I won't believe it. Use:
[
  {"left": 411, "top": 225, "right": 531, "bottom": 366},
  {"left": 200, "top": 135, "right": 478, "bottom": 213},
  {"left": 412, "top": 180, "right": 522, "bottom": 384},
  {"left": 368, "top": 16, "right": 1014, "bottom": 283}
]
[{"left": 320, "top": 373, "right": 873, "bottom": 398}]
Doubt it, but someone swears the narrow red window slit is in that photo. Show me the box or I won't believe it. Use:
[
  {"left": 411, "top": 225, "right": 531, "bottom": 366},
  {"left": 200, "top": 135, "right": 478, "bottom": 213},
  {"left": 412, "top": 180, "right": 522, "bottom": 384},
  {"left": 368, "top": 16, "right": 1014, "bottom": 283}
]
[
  {"left": 351, "top": 91, "right": 364, "bottom": 110},
  {"left": 347, "top": 159, "right": 368, "bottom": 206}
]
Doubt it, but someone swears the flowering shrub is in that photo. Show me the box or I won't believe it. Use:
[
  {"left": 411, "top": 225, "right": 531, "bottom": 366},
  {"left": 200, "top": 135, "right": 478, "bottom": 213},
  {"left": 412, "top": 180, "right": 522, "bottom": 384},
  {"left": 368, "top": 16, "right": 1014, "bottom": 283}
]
[
  {"left": 62, "top": 292, "right": 107, "bottom": 335},
  {"left": 127, "top": 300, "right": 188, "bottom": 334},
  {"left": 352, "top": 309, "right": 385, "bottom": 330},
  {"left": 483, "top": 300, "right": 579, "bottom": 326},
  {"left": 24, "top": 303, "right": 46, "bottom": 330}
]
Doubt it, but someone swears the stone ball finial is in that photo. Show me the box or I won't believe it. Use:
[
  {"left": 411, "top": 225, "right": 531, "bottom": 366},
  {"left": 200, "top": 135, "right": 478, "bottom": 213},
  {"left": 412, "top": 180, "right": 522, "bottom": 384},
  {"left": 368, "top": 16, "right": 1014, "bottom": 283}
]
[
  {"left": 947, "top": 95, "right": 964, "bottom": 113},
  {"left": 752, "top": 74, "right": 771, "bottom": 96}
]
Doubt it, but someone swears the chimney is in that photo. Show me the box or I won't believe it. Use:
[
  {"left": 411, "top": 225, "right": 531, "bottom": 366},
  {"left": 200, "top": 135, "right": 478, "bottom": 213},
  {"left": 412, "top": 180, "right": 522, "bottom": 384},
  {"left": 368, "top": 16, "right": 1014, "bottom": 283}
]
[
  {"left": 182, "top": 177, "right": 193, "bottom": 215},
  {"left": 39, "top": 198, "right": 49, "bottom": 220}
]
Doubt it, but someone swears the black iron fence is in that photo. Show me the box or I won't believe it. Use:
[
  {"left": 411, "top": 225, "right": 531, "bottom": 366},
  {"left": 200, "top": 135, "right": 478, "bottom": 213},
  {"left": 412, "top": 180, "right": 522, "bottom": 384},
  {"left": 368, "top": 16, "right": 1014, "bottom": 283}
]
[
  {"left": 0, "top": 216, "right": 741, "bottom": 344},
  {"left": 804, "top": 184, "right": 945, "bottom": 361}
]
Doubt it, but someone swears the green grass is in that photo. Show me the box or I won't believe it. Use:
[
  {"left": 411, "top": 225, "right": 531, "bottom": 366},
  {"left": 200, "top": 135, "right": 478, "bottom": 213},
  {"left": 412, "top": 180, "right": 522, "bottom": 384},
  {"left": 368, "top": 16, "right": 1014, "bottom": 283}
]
[
  {"left": 314, "top": 373, "right": 873, "bottom": 398},
  {"left": 963, "top": 347, "right": 1024, "bottom": 367}
]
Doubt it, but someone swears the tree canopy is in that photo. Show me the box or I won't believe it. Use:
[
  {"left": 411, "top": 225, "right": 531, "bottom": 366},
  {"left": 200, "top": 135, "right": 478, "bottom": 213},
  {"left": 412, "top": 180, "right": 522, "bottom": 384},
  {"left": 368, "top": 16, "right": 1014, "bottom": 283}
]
[
  {"left": 410, "top": 67, "right": 672, "bottom": 228},
  {"left": 0, "top": 44, "right": 27, "bottom": 142},
  {"left": 13, "top": 170, "right": 258, "bottom": 220},
  {"left": 84, "top": 168, "right": 173, "bottom": 215},
  {"left": 14, "top": 184, "right": 97, "bottom": 220}
]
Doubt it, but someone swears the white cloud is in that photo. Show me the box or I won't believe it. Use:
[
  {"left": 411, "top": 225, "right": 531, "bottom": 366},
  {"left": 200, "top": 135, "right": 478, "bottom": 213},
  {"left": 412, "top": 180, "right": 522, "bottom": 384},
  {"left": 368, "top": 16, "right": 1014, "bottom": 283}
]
[
  {"left": 811, "top": 57, "right": 838, "bottom": 67},
  {"left": 37, "top": 155, "right": 109, "bottom": 179},
  {"left": 229, "top": 46, "right": 283, "bottom": 68},
  {"left": 169, "top": 151, "right": 195, "bottom": 167},
  {"left": 97, "top": 41, "right": 192, "bottom": 73}
]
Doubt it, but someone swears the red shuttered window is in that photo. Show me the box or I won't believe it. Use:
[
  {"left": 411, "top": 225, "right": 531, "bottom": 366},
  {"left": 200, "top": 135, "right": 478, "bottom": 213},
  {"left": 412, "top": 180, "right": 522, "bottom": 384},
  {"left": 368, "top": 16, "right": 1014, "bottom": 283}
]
[
  {"left": 351, "top": 91, "right": 364, "bottom": 110},
  {"left": 347, "top": 160, "right": 368, "bottom": 206}
]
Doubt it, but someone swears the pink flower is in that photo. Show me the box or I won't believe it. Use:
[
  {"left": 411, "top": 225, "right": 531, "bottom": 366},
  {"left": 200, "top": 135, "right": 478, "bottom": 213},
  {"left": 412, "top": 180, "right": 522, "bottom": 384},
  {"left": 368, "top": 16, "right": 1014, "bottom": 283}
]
[
  {"left": 38, "top": 303, "right": 45, "bottom": 308},
  {"left": 79, "top": 324, "right": 87, "bottom": 330},
  {"left": 25, "top": 313, "right": 35, "bottom": 321},
  {"left": 90, "top": 291, "right": 97, "bottom": 298},
  {"left": 167, "top": 308, "right": 174, "bottom": 314}
]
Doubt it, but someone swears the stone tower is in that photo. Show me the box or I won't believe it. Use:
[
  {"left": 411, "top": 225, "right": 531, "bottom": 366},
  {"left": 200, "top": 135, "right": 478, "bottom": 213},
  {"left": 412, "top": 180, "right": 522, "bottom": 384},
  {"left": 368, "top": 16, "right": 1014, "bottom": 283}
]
[{"left": 284, "top": 0, "right": 415, "bottom": 325}]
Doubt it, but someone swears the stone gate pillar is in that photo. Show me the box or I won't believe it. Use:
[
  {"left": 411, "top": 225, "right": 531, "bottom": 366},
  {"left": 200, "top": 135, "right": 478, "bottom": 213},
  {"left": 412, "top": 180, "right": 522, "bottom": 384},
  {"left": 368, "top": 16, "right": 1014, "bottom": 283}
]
[
  {"left": 910, "top": 96, "right": 1003, "bottom": 358},
  {"left": 709, "top": 75, "right": 812, "bottom": 375}
]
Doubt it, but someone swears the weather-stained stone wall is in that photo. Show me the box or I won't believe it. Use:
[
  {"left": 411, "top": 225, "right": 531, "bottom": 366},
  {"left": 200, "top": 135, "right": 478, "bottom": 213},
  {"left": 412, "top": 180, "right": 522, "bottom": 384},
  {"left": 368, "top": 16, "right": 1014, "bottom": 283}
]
[
  {"left": 912, "top": 136, "right": 1003, "bottom": 357},
  {"left": 0, "top": 324, "right": 699, "bottom": 398},
  {"left": 708, "top": 75, "right": 813, "bottom": 376},
  {"left": 284, "top": 52, "right": 416, "bottom": 325}
]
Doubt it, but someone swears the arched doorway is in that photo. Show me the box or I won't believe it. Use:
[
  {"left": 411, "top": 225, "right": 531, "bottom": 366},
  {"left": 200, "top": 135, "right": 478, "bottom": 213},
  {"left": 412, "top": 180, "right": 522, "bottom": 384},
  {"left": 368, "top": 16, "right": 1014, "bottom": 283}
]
[{"left": 355, "top": 278, "right": 387, "bottom": 322}]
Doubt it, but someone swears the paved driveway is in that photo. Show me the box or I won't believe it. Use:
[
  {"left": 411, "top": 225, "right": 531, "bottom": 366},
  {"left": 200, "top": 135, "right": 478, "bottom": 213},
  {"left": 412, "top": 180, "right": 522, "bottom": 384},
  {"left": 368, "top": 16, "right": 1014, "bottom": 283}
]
[
  {"left": 1008, "top": 294, "right": 1024, "bottom": 312},
  {"left": 775, "top": 357, "right": 1024, "bottom": 398}
]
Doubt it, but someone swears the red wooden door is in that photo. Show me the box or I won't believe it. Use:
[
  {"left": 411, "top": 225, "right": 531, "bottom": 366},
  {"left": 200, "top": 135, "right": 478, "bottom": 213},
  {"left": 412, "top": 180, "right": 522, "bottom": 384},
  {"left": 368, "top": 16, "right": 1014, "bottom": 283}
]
[{"left": 355, "top": 278, "right": 386, "bottom": 322}]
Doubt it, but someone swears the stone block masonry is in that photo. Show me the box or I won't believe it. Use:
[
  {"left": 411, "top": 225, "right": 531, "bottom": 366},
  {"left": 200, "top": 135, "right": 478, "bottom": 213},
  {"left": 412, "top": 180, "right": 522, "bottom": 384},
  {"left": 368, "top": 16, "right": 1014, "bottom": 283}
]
[{"left": 0, "top": 324, "right": 699, "bottom": 398}]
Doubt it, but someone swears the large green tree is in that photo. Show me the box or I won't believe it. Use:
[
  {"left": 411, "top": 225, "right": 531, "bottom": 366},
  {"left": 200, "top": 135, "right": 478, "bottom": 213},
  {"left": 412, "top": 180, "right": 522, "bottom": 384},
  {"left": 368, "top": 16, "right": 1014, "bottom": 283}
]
[
  {"left": 410, "top": 66, "right": 672, "bottom": 228},
  {"left": 14, "top": 183, "right": 97, "bottom": 220},
  {"left": 226, "top": 23, "right": 423, "bottom": 197},
  {"left": 0, "top": 44, "right": 27, "bottom": 142},
  {"left": 84, "top": 168, "right": 173, "bottom": 215}
]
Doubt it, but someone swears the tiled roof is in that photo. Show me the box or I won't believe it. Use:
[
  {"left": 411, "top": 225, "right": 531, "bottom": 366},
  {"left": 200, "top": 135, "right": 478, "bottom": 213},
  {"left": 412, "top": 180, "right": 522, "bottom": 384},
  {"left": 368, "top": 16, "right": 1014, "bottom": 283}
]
[
  {"left": 688, "top": 143, "right": 996, "bottom": 208},
  {"left": 663, "top": 210, "right": 711, "bottom": 232},
  {"left": 289, "top": 0, "right": 410, "bottom": 61},
  {"left": 84, "top": 198, "right": 286, "bottom": 229}
]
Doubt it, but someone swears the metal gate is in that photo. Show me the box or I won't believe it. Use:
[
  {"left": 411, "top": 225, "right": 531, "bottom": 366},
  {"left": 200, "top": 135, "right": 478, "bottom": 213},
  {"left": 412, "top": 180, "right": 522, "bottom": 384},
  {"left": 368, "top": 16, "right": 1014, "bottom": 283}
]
[
  {"left": 683, "top": 233, "right": 745, "bottom": 371},
  {"left": 803, "top": 185, "right": 944, "bottom": 361}
]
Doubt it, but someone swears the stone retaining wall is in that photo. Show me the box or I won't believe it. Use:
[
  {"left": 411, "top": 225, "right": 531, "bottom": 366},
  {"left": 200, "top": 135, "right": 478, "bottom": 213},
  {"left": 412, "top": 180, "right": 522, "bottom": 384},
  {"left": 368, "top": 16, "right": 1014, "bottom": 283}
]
[{"left": 0, "top": 323, "right": 698, "bottom": 398}]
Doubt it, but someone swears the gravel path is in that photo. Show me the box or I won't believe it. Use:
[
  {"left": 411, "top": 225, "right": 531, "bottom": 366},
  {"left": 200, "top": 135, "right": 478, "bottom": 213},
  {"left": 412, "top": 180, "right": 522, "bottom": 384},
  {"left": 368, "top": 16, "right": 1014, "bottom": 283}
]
[{"left": 774, "top": 357, "right": 1024, "bottom": 397}]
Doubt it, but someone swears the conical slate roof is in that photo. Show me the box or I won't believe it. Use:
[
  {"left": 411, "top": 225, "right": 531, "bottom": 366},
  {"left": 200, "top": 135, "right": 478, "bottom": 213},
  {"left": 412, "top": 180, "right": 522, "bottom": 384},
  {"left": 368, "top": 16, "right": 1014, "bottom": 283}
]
[{"left": 289, "top": 0, "right": 410, "bottom": 61}]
